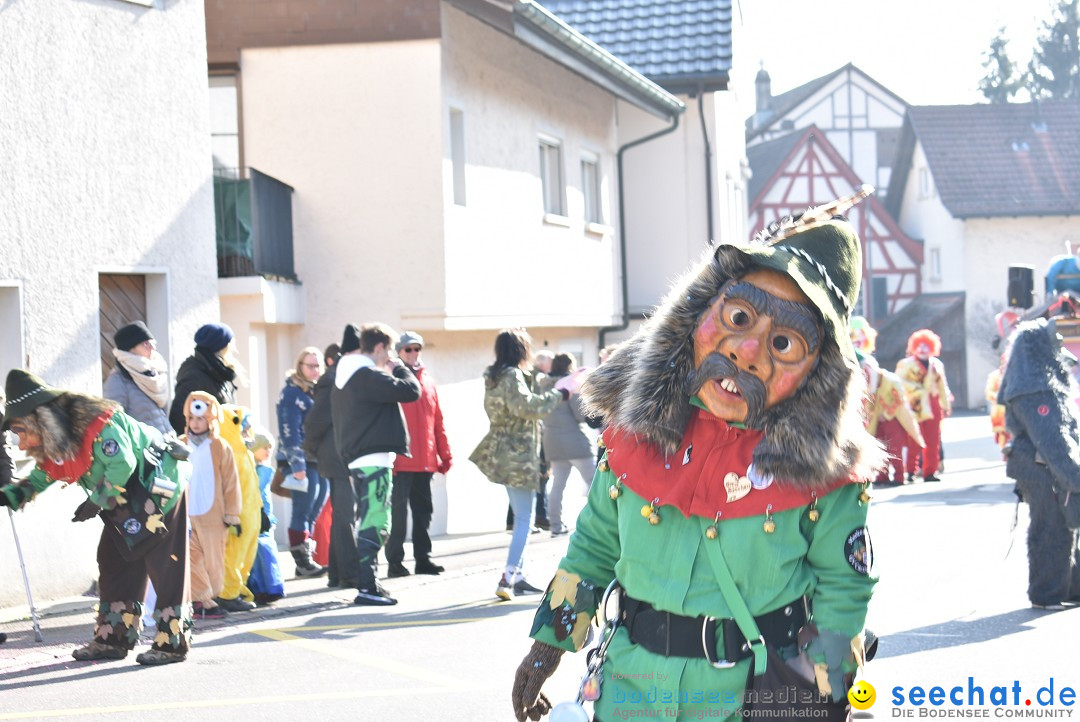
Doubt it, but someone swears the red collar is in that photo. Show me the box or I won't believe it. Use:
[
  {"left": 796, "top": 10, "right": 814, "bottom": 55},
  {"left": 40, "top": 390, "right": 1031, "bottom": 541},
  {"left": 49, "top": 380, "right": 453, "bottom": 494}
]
[
  {"left": 603, "top": 408, "right": 850, "bottom": 520},
  {"left": 41, "top": 410, "right": 115, "bottom": 483}
]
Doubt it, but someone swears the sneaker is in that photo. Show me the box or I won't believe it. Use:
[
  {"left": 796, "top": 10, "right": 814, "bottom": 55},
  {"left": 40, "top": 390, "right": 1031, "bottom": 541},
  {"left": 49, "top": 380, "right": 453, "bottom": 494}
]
[
  {"left": 193, "top": 602, "right": 228, "bottom": 620},
  {"left": 387, "top": 562, "right": 411, "bottom": 578},
  {"left": 135, "top": 648, "right": 187, "bottom": 666},
  {"left": 534, "top": 517, "right": 551, "bottom": 530},
  {"left": 414, "top": 559, "right": 444, "bottom": 575},
  {"left": 513, "top": 578, "right": 544, "bottom": 595},
  {"left": 295, "top": 562, "right": 327, "bottom": 578},
  {"left": 551, "top": 527, "right": 570, "bottom": 537},
  {"left": 923, "top": 474, "right": 941, "bottom": 482},
  {"left": 1032, "top": 602, "right": 1067, "bottom": 611},
  {"left": 214, "top": 596, "right": 256, "bottom": 613},
  {"left": 354, "top": 584, "right": 397, "bottom": 606},
  {"left": 72, "top": 641, "right": 128, "bottom": 661},
  {"left": 495, "top": 575, "right": 512, "bottom": 602},
  {"left": 906, "top": 473, "right": 915, "bottom": 483}
]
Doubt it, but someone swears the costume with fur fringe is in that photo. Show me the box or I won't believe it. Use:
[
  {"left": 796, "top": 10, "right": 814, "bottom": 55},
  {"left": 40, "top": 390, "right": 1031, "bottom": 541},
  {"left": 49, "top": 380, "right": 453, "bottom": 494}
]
[
  {"left": 526, "top": 240, "right": 886, "bottom": 718},
  {"left": 0, "top": 392, "right": 193, "bottom": 655},
  {"left": 998, "top": 318, "right": 1080, "bottom": 605}
]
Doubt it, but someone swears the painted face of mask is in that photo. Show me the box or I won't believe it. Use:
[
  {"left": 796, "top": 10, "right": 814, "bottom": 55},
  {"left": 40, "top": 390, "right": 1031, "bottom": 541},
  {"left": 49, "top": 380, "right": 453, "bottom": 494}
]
[{"left": 692, "top": 269, "right": 822, "bottom": 425}]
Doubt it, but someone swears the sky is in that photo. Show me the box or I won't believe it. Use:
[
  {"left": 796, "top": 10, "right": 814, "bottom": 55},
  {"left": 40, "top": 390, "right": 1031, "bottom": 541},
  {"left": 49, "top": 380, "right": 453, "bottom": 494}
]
[{"left": 733, "top": 0, "right": 1048, "bottom": 116}]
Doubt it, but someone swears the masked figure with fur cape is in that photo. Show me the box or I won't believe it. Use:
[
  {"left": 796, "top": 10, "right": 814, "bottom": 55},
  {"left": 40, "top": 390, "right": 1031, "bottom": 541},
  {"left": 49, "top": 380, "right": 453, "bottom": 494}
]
[
  {"left": 511, "top": 196, "right": 886, "bottom": 721},
  {"left": 0, "top": 369, "right": 192, "bottom": 666},
  {"left": 998, "top": 318, "right": 1080, "bottom": 610}
]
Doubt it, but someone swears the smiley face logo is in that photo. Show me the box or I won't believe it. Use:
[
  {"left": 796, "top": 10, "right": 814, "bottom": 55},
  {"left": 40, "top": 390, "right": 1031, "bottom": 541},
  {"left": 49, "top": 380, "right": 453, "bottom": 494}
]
[{"left": 848, "top": 680, "right": 876, "bottom": 710}]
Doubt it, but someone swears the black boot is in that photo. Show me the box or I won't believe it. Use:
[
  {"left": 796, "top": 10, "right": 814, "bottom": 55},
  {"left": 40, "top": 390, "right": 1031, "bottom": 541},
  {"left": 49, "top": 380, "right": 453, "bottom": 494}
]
[{"left": 290, "top": 543, "right": 326, "bottom": 577}]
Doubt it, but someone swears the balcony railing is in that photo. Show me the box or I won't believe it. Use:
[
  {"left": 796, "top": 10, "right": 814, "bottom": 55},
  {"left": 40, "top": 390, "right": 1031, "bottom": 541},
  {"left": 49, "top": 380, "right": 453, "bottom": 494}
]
[{"left": 213, "top": 167, "right": 297, "bottom": 280}]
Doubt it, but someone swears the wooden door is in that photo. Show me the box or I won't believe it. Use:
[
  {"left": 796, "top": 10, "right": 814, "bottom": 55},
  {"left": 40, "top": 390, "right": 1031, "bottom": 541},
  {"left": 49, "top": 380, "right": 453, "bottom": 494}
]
[{"left": 99, "top": 274, "right": 147, "bottom": 382}]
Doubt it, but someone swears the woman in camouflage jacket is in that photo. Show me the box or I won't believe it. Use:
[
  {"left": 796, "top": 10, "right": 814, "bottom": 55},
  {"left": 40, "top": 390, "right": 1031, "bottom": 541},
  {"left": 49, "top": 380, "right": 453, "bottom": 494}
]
[{"left": 471, "top": 329, "right": 568, "bottom": 600}]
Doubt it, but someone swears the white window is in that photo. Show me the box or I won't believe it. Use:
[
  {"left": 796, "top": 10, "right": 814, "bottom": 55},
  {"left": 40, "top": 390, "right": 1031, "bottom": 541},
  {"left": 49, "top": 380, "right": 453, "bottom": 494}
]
[
  {"left": 918, "top": 167, "right": 933, "bottom": 199},
  {"left": 209, "top": 75, "right": 240, "bottom": 171},
  {"left": 929, "top": 248, "right": 942, "bottom": 281},
  {"left": 539, "top": 136, "right": 566, "bottom": 216},
  {"left": 0, "top": 282, "right": 24, "bottom": 377},
  {"left": 581, "top": 153, "right": 602, "bottom": 224},
  {"left": 449, "top": 108, "right": 466, "bottom": 206}
]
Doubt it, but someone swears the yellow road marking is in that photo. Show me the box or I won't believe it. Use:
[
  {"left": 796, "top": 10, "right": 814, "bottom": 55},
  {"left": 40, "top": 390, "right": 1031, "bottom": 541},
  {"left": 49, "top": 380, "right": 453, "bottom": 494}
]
[
  {"left": 264, "top": 615, "right": 493, "bottom": 633},
  {"left": 250, "top": 628, "right": 467, "bottom": 687},
  {"left": 0, "top": 685, "right": 489, "bottom": 720}
]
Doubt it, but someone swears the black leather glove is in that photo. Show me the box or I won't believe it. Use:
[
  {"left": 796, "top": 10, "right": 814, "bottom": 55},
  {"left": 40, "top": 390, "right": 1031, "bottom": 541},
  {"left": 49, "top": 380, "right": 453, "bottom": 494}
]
[
  {"left": 226, "top": 522, "right": 242, "bottom": 537},
  {"left": 260, "top": 509, "right": 272, "bottom": 534},
  {"left": 512, "top": 641, "right": 564, "bottom": 722},
  {"left": 72, "top": 498, "right": 101, "bottom": 522}
]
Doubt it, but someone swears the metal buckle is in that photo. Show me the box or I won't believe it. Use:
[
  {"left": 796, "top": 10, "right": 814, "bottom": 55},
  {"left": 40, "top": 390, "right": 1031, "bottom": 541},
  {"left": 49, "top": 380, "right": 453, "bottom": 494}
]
[{"left": 701, "top": 617, "right": 736, "bottom": 669}]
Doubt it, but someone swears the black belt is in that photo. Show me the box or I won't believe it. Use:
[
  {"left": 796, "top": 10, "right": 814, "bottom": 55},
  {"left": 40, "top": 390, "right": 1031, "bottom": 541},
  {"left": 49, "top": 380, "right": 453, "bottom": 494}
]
[{"left": 620, "top": 591, "right": 808, "bottom": 667}]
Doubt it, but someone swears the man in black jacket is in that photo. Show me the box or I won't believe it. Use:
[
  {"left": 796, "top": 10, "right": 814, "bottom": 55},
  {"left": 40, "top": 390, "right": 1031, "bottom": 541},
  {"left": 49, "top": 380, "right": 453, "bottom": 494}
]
[{"left": 332, "top": 323, "right": 421, "bottom": 605}]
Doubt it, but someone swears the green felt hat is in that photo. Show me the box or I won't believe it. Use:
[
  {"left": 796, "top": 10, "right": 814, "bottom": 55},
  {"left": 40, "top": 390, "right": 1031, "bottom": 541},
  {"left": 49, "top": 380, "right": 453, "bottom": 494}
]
[
  {"left": 3, "top": 369, "right": 64, "bottom": 429},
  {"left": 733, "top": 218, "right": 863, "bottom": 362}
]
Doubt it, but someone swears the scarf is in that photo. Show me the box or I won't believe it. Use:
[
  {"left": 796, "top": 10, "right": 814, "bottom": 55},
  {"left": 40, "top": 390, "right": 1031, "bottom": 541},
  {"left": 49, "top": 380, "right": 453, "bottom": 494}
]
[{"left": 113, "top": 348, "right": 170, "bottom": 409}]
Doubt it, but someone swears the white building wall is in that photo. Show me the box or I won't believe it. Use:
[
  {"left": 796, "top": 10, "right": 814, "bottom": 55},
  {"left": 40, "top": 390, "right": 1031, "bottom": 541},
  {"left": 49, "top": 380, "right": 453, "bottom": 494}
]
[
  {"left": 0, "top": 0, "right": 217, "bottom": 606},
  {"left": 239, "top": 40, "right": 446, "bottom": 369},
  {"left": 437, "top": 5, "right": 621, "bottom": 330},
  {"left": 897, "top": 142, "right": 965, "bottom": 294},
  {"left": 962, "top": 216, "right": 1077, "bottom": 412}
]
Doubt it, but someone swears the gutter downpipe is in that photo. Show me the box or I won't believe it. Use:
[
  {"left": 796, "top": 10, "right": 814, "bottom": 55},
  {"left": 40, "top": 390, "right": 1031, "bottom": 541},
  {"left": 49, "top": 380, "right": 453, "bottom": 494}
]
[
  {"left": 599, "top": 113, "right": 682, "bottom": 351},
  {"left": 698, "top": 83, "right": 715, "bottom": 247}
]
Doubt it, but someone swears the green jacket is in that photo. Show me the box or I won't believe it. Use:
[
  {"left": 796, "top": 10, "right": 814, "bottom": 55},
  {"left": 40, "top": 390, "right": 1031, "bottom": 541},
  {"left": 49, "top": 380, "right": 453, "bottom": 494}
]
[
  {"left": 469, "top": 367, "right": 562, "bottom": 490},
  {"left": 530, "top": 459, "right": 874, "bottom": 718},
  {"left": 0, "top": 412, "right": 188, "bottom": 516}
]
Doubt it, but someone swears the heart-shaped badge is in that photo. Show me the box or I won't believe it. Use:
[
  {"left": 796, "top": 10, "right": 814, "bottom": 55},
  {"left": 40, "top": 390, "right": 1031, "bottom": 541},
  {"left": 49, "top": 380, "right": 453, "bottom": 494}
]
[{"left": 724, "top": 472, "right": 751, "bottom": 503}]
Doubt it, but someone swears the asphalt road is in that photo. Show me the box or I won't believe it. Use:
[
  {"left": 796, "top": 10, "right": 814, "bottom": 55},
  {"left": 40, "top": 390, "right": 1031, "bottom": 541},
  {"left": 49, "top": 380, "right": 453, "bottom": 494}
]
[{"left": 1, "top": 412, "right": 1078, "bottom": 721}]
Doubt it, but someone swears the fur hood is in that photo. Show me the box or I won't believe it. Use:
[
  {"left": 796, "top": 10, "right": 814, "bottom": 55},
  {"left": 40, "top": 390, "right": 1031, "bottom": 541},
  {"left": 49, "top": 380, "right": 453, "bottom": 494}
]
[
  {"left": 999, "top": 318, "right": 1077, "bottom": 404},
  {"left": 22, "top": 392, "right": 118, "bottom": 463},
  {"left": 582, "top": 244, "right": 886, "bottom": 487}
]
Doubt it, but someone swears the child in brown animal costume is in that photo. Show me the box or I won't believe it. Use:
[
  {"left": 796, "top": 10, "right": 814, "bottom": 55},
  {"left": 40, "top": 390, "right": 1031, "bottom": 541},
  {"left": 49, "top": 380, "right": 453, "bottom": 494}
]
[{"left": 182, "top": 391, "right": 241, "bottom": 618}]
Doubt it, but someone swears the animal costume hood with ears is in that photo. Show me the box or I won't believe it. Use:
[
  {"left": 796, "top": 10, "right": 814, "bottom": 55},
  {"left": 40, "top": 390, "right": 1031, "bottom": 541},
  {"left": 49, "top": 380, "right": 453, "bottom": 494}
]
[
  {"left": 182, "top": 391, "right": 222, "bottom": 436},
  {"left": 582, "top": 208, "right": 886, "bottom": 489}
]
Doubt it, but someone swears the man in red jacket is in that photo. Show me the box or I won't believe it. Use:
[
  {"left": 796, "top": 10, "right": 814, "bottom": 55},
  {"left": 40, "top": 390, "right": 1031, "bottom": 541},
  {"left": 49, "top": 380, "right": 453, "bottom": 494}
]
[{"left": 386, "top": 332, "right": 453, "bottom": 577}]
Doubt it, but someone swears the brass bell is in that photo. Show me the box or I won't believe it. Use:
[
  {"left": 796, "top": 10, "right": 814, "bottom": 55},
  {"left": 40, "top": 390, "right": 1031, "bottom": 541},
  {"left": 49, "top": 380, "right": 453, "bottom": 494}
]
[
  {"left": 608, "top": 484, "right": 621, "bottom": 500},
  {"left": 808, "top": 508, "right": 820, "bottom": 522},
  {"left": 763, "top": 519, "right": 776, "bottom": 534},
  {"left": 648, "top": 511, "right": 661, "bottom": 525},
  {"left": 640, "top": 503, "right": 654, "bottom": 518},
  {"left": 599, "top": 460, "right": 609, "bottom": 473},
  {"left": 859, "top": 488, "right": 871, "bottom": 503},
  {"left": 705, "top": 525, "right": 718, "bottom": 540}
]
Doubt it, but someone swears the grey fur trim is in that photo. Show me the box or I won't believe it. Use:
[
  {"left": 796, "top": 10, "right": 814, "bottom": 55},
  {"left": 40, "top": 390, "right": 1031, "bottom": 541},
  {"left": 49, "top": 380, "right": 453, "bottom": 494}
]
[
  {"left": 30, "top": 393, "right": 118, "bottom": 463},
  {"left": 581, "top": 245, "right": 886, "bottom": 487}
]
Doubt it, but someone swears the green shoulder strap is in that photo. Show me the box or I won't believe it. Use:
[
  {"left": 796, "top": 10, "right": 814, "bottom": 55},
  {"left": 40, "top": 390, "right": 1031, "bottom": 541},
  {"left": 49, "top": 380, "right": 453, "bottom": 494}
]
[{"left": 701, "top": 537, "right": 768, "bottom": 676}]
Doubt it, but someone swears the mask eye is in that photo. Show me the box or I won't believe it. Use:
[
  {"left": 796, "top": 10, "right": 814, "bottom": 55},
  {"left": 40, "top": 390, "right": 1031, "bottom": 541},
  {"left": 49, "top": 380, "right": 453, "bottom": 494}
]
[
  {"left": 190, "top": 400, "right": 208, "bottom": 417},
  {"left": 770, "top": 332, "right": 810, "bottom": 363},
  {"left": 727, "top": 307, "right": 752, "bottom": 328},
  {"left": 772, "top": 335, "right": 792, "bottom": 353}
]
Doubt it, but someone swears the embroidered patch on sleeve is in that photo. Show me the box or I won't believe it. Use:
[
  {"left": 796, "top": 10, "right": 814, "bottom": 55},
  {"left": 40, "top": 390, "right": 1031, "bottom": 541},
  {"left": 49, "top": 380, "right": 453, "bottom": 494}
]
[
  {"left": 102, "top": 439, "right": 120, "bottom": 457},
  {"left": 1038, "top": 404, "right": 1050, "bottom": 416},
  {"left": 845, "top": 527, "right": 873, "bottom": 575}
]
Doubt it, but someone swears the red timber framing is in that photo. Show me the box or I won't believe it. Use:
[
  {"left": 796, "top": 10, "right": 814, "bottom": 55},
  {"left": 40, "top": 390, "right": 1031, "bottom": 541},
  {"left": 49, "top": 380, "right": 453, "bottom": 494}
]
[{"left": 748, "top": 126, "right": 923, "bottom": 325}]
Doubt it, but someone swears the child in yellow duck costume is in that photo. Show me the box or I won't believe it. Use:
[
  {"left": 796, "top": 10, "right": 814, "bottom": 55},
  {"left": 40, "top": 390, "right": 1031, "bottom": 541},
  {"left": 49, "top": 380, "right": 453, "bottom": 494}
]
[{"left": 218, "top": 404, "right": 262, "bottom": 611}]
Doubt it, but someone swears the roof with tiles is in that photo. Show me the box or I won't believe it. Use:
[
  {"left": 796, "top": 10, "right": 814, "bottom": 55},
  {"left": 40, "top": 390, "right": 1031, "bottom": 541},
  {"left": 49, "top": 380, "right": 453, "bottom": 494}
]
[
  {"left": 537, "top": 0, "right": 733, "bottom": 91},
  {"left": 887, "top": 100, "right": 1080, "bottom": 218}
]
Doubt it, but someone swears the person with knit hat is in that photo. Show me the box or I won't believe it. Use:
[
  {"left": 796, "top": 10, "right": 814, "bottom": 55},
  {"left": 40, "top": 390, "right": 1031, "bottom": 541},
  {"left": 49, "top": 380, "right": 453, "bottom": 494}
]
[
  {"left": 511, "top": 190, "right": 887, "bottom": 721},
  {"left": 895, "top": 329, "right": 953, "bottom": 482},
  {"left": 103, "top": 321, "right": 172, "bottom": 436},
  {"left": 168, "top": 322, "right": 245, "bottom": 435},
  {"left": 0, "top": 369, "right": 193, "bottom": 665}
]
